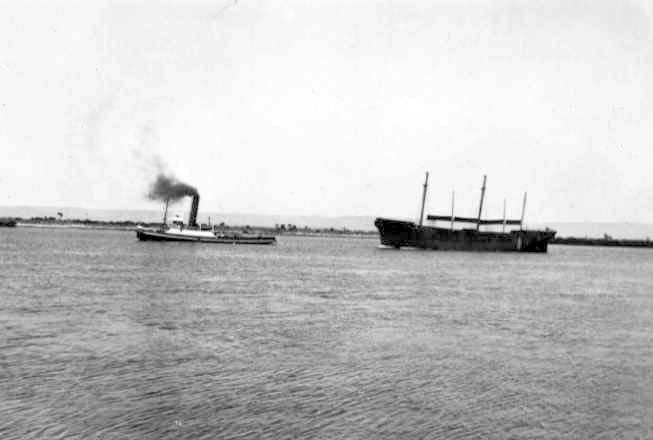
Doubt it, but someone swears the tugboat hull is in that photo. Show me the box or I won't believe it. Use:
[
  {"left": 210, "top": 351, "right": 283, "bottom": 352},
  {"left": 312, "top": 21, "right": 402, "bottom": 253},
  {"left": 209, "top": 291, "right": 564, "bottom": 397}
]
[{"left": 136, "top": 229, "right": 276, "bottom": 245}]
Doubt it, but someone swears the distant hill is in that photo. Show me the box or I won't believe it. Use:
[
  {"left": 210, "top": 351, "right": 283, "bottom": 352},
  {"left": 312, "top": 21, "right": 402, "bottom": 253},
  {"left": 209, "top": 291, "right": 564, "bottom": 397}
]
[{"left": 2, "top": 205, "right": 653, "bottom": 239}]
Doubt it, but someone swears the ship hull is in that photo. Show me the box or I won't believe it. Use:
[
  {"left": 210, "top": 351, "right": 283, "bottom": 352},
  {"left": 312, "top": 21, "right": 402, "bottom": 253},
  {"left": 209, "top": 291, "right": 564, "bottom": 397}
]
[
  {"left": 136, "top": 229, "right": 276, "bottom": 245},
  {"left": 374, "top": 218, "right": 555, "bottom": 252}
]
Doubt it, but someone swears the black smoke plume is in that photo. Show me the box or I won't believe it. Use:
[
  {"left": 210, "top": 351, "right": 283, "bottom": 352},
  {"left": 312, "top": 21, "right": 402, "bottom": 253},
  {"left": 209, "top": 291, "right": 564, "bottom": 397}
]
[{"left": 147, "top": 173, "right": 198, "bottom": 202}]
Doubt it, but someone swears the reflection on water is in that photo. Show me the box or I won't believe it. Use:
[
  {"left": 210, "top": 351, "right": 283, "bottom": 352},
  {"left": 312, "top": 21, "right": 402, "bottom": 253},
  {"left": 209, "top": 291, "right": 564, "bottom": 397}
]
[{"left": 1, "top": 227, "right": 652, "bottom": 439}]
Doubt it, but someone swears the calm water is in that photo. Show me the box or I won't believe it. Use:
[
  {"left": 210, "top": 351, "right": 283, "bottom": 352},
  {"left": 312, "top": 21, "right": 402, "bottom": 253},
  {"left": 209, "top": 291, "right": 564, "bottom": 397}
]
[{"left": 1, "top": 227, "right": 652, "bottom": 439}]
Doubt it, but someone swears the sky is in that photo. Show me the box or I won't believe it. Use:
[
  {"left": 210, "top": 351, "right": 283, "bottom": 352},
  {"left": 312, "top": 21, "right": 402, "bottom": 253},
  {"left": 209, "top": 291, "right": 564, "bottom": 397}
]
[{"left": 1, "top": 0, "right": 652, "bottom": 223}]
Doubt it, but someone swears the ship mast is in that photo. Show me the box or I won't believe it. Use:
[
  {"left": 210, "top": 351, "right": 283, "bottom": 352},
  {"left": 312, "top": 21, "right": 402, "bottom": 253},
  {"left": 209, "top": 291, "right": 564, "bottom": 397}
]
[
  {"left": 476, "top": 175, "right": 487, "bottom": 231},
  {"left": 450, "top": 190, "right": 455, "bottom": 231},
  {"left": 419, "top": 172, "right": 429, "bottom": 227},
  {"left": 520, "top": 192, "right": 527, "bottom": 230}
]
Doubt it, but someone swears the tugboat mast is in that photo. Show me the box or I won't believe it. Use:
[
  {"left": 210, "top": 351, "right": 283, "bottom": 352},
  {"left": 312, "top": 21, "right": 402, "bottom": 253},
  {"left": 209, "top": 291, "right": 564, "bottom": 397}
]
[{"left": 162, "top": 198, "right": 169, "bottom": 227}]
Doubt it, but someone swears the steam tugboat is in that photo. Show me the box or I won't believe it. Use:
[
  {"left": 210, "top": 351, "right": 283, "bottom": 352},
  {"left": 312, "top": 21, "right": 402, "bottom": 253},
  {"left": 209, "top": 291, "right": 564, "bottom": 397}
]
[
  {"left": 374, "top": 174, "right": 556, "bottom": 252},
  {"left": 136, "top": 195, "right": 276, "bottom": 245}
]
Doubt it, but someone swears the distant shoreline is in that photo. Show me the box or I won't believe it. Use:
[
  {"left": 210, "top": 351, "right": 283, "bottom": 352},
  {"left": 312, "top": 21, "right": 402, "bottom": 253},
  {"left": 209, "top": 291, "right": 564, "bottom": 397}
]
[
  {"left": 551, "top": 237, "right": 653, "bottom": 248},
  {"left": 11, "top": 219, "right": 378, "bottom": 239},
  {"left": 17, "top": 223, "right": 134, "bottom": 232}
]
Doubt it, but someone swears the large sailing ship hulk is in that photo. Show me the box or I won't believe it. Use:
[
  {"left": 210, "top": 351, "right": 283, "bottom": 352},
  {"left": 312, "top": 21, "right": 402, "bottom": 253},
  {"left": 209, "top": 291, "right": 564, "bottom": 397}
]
[{"left": 374, "top": 174, "right": 556, "bottom": 252}]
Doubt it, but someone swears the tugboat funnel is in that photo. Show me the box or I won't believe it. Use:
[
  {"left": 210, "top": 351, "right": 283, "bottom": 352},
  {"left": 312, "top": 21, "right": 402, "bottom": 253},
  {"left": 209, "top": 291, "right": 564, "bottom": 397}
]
[{"left": 188, "top": 194, "right": 200, "bottom": 227}]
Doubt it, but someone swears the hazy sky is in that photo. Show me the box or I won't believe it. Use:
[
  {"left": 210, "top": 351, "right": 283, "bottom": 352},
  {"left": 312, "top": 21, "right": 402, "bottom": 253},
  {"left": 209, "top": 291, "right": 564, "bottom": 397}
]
[{"left": 1, "top": 0, "right": 652, "bottom": 222}]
